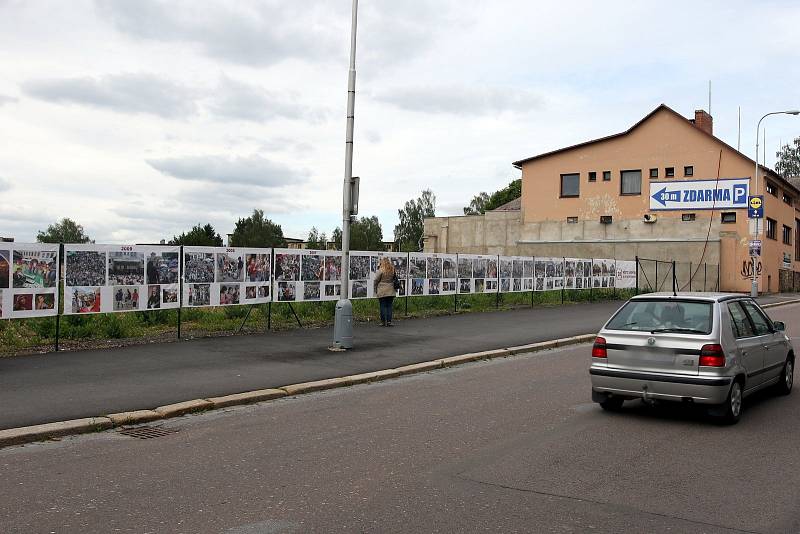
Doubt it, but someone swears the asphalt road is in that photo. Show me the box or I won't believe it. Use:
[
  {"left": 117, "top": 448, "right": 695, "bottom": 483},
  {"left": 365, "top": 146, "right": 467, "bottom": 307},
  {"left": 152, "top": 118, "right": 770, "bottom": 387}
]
[
  {"left": 0, "top": 303, "right": 797, "bottom": 533},
  {"left": 0, "top": 300, "right": 627, "bottom": 429}
]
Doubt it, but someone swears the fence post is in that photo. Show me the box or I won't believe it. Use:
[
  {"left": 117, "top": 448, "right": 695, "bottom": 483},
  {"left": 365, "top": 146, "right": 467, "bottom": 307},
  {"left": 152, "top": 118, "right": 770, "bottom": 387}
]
[
  {"left": 177, "top": 245, "right": 183, "bottom": 340},
  {"left": 672, "top": 260, "right": 677, "bottom": 294},
  {"left": 635, "top": 256, "right": 639, "bottom": 295},
  {"left": 704, "top": 263, "right": 707, "bottom": 292},
  {"left": 453, "top": 292, "right": 457, "bottom": 313},
  {"left": 55, "top": 242, "right": 64, "bottom": 352},
  {"left": 689, "top": 262, "right": 692, "bottom": 292},
  {"left": 531, "top": 287, "right": 534, "bottom": 308},
  {"left": 717, "top": 263, "right": 721, "bottom": 291},
  {"left": 404, "top": 294, "right": 408, "bottom": 316},
  {"left": 267, "top": 301, "right": 272, "bottom": 331}
]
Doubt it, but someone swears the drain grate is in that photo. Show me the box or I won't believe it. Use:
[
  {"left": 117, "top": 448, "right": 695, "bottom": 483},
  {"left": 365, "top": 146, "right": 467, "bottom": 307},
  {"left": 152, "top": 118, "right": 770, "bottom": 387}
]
[{"left": 117, "top": 424, "right": 179, "bottom": 440}]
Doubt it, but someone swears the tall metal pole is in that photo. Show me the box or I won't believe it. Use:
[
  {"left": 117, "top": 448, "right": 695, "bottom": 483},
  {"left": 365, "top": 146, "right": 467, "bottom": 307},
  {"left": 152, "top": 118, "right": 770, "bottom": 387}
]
[
  {"left": 341, "top": 0, "right": 358, "bottom": 299},
  {"left": 332, "top": 0, "right": 358, "bottom": 350},
  {"left": 752, "top": 110, "right": 800, "bottom": 297}
]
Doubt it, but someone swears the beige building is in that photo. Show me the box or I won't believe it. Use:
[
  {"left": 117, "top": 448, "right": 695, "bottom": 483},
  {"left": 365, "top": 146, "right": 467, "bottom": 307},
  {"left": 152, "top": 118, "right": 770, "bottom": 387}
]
[{"left": 424, "top": 105, "right": 800, "bottom": 293}]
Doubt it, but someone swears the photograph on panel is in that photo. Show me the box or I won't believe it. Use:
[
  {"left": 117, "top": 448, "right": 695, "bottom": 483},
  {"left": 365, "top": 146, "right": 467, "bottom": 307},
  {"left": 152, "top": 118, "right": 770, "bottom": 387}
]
[
  {"left": 215, "top": 251, "right": 245, "bottom": 283},
  {"left": 275, "top": 253, "right": 301, "bottom": 281},
  {"left": 245, "top": 253, "right": 270, "bottom": 282},
  {"left": 185, "top": 252, "right": 215, "bottom": 283},
  {"left": 188, "top": 284, "right": 211, "bottom": 306},
  {"left": 65, "top": 250, "right": 105, "bottom": 288},
  {"left": 113, "top": 287, "right": 140, "bottom": 311},
  {"left": 108, "top": 251, "right": 144, "bottom": 286}
]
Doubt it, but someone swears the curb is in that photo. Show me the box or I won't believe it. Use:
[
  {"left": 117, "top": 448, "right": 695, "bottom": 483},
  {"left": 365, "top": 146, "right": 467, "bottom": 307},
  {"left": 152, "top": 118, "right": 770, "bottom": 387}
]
[
  {"left": 0, "top": 333, "right": 595, "bottom": 448},
  {"left": 761, "top": 298, "right": 800, "bottom": 309}
]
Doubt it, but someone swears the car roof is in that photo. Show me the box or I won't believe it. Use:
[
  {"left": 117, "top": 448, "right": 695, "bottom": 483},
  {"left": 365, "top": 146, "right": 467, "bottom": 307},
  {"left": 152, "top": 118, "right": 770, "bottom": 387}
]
[{"left": 629, "top": 292, "right": 750, "bottom": 303}]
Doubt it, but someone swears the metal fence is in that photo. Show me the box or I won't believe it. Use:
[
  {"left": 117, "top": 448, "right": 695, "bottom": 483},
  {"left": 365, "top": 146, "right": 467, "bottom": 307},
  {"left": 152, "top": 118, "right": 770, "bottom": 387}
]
[{"left": 636, "top": 257, "right": 720, "bottom": 293}]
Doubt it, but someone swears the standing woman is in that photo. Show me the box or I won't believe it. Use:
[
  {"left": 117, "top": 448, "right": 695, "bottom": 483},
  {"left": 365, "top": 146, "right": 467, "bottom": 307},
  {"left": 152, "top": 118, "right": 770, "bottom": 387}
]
[{"left": 374, "top": 258, "right": 397, "bottom": 326}]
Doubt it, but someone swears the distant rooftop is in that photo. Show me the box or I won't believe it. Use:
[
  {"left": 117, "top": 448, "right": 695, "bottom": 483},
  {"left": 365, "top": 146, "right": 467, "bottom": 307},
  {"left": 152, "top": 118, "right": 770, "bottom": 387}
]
[{"left": 491, "top": 197, "right": 521, "bottom": 211}]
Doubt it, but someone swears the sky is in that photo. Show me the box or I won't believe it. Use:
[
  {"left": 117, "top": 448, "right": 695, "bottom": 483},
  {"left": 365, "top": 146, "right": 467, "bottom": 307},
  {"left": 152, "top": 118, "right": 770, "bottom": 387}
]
[{"left": 1, "top": 0, "right": 799, "bottom": 244}]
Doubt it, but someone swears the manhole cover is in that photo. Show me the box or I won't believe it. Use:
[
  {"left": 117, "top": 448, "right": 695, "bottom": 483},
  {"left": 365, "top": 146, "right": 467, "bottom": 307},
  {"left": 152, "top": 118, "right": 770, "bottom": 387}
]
[{"left": 117, "top": 424, "right": 179, "bottom": 440}]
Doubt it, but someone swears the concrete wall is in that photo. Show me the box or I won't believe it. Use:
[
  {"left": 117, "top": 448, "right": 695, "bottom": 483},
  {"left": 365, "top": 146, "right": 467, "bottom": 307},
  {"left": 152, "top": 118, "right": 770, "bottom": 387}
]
[{"left": 424, "top": 210, "right": 722, "bottom": 276}]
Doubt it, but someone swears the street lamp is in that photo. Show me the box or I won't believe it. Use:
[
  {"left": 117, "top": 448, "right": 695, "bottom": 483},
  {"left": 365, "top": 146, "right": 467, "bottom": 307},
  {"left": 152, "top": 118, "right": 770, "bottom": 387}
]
[
  {"left": 332, "top": 0, "right": 359, "bottom": 349},
  {"left": 751, "top": 109, "right": 800, "bottom": 297}
]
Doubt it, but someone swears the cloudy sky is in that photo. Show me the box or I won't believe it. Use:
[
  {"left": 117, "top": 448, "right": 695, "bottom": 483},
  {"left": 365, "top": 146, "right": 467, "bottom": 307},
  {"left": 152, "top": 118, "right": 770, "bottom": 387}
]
[{"left": 1, "top": 0, "right": 799, "bottom": 244}]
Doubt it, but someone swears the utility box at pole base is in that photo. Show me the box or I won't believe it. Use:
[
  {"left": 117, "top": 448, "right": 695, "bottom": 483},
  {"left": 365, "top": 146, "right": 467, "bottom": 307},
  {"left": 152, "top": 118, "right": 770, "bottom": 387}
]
[{"left": 333, "top": 299, "right": 354, "bottom": 349}]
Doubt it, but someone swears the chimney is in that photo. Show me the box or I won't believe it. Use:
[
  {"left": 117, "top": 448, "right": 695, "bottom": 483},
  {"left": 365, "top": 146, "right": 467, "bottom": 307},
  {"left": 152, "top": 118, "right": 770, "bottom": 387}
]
[{"left": 693, "top": 109, "right": 713, "bottom": 136}]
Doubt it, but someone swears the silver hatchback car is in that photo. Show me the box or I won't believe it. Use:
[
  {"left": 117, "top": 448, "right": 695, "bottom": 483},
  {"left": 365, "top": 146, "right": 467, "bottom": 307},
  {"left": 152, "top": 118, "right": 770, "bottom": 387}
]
[{"left": 590, "top": 293, "right": 794, "bottom": 423}]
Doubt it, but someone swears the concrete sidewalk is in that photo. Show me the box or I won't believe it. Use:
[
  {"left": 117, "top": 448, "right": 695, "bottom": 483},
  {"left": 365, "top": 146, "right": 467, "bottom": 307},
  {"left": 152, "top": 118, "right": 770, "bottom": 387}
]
[{"left": 0, "top": 293, "right": 795, "bottom": 431}]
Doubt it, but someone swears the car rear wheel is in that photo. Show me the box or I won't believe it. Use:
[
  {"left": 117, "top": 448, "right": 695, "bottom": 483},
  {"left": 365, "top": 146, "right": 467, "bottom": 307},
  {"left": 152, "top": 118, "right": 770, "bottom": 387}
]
[
  {"left": 599, "top": 396, "right": 624, "bottom": 411},
  {"left": 776, "top": 357, "right": 794, "bottom": 396},
  {"left": 718, "top": 380, "right": 742, "bottom": 425}
]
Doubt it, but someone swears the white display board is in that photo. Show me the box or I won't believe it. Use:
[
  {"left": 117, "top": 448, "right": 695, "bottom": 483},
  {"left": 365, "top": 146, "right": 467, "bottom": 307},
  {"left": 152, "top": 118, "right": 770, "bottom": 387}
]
[
  {"left": 499, "top": 256, "right": 533, "bottom": 292},
  {"left": 592, "top": 258, "right": 616, "bottom": 288},
  {"left": 0, "top": 243, "right": 59, "bottom": 319},
  {"left": 614, "top": 260, "right": 637, "bottom": 289},
  {"left": 534, "top": 257, "right": 565, "bottom": 291},
  {"left": 457, "top": 254, "right": 498, "bottom": 294},
  {"left": 273, "top": 249, "right": 342, "bottom": 302},
  {"left": 349, "top": 251, "right": 409, "bottom": 299},
  {"left": 64, "top": 244, "right": 180, "bottom": 315},
  {"left": 408, "top": 253, "right": 457, "bottom": 296},
  {"left": 183, "top": 247, "right": 271, "bottom": 307},
  {"left": 565, "top": 258, "right": 593, "bottom": 290}
]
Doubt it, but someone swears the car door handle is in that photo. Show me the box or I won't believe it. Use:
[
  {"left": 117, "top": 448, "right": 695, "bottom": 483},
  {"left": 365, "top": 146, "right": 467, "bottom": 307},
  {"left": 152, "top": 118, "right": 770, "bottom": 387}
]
[{"left": 742, "top": 350, "right": 748, "bottom": 356}]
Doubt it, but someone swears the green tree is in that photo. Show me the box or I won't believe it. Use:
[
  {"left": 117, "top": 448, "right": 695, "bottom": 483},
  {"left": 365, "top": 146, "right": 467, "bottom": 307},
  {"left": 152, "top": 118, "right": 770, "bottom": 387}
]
[
  {"left": 394, "top": 189, "right": 436, "bottom": 252},
  {"left": 776, "top": 137, "right": 800, "bottom": 177},
  {"left": 350, "top": 216, "right": 384, "bottom": 251},
  {"left": 306, "top": 227, "right": 328, "bottom": 250},
  {"left": 463, "top": 192, "right": 490, "bottom": 215},
  {"left": 331, "top": 227, "right": 342, "bottom": 250},
  {"left": 169, "top": 223, "right": 223, "bottom": 246},
  {"left": 228, "top": 209, "right": 286, "bottom": 248},
  {"left": 483, "top": 178, "right": 521, "bottom": 212},
  {"left": 330, "top": 216, "right": 384, "bottom": 251},
  {"left": 36, "top": 218, "right": 92, "bottom": 243}
]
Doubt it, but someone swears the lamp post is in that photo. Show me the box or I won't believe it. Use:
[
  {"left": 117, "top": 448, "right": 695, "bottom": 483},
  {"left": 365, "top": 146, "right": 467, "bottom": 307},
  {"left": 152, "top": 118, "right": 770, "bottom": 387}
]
[
  {"left": 332, "top": 0, "right": 359, "bottom": 349},
  {"left": 751, "top": 110, "right": 800, "bottom": 297}
]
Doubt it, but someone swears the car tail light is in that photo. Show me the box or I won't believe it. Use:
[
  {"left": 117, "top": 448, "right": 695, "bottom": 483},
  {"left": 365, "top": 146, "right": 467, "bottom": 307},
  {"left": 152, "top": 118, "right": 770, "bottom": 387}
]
[
  {"left": 592, "top": 336, "right": 607, "bottom": 358},
  {"left": 699, "top": 344, "right": 725, "bottom": 367}
]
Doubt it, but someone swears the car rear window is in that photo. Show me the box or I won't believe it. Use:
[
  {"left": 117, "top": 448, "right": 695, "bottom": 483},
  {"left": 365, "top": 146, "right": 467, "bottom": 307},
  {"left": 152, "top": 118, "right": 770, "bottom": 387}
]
[{"left": 606, "top": 300, "right": 713, "bottom": 334}]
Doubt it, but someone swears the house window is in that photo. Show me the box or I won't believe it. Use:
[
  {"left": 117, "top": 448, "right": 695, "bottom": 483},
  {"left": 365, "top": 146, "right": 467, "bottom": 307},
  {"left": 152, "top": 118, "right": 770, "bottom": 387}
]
[
  {"left": 783, "top": 225, "right": 792, "bottom": 245},
  {"left": 620, "top": 170, "right": 642, "bottom": 195},
  {"left": 566, "top": 216, "right": 578, "bottom": 223},
  {"left": 766, "top": 218, "right": 777, "bottom": 239},
  {"left": 665, "top": 167, "right": 675, "bottom": 177},
  {"left": 560, "top": 173, "right": 580, "bottom": 197},
  {"left": 602, "top": 170, "right": 611, "bottom": 181},
  {"left": 649, "top": 168, "right": 658, "bottom": 179},
  {"left": 682, "top": 213, "right": 696, "bottom": 222},
  {"left": 588, "top": 172, "right": 596, "bottom": 182},
  {"left": 766, "top": 181, "right": 777, "bottom": 196},
  {"left": 783, "top": 193, "right": 793, "bottom": 205},
  {"left": 684, "top": 166, "right": 694, "bottom": 177},
  {"left": 721, "top": 212, "right": 737, "bottom": 224}
]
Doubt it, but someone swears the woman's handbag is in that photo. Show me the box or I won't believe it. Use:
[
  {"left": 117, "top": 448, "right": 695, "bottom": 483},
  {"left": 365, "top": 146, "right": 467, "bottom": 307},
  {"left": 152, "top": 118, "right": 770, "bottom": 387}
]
[{"left": 392, "top": 273, "right": 402, "bottom": 290}]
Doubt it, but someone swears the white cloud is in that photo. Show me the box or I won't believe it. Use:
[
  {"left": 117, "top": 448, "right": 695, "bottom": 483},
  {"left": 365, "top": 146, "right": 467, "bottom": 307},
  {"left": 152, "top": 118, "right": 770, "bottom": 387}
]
[
  {"left": 375, "top": 85, "right": 546, "bottom": 116},
  {"left": 0, "top": 95, "right": 17, "bottom": 106},
  {"left": 0, "top": 176, "right": 10, "bottom": 192},
  {"left": 145, "top": 154, "right": 308, "bottom": 188},
  {"left": 22, "top": 73, "right": 198, "bottom": 118},
  {"left": 207, "top": 77, "right": 327, "bottom": 123},
  {"left": 94, "top": 0, "right": 336, "bottom": 67}
]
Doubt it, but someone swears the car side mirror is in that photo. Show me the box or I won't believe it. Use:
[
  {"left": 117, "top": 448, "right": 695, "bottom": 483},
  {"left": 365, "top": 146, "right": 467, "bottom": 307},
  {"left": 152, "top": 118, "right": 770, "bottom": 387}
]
[{"left": 774, "top": 321, "right": 785, "bottom": 332}]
